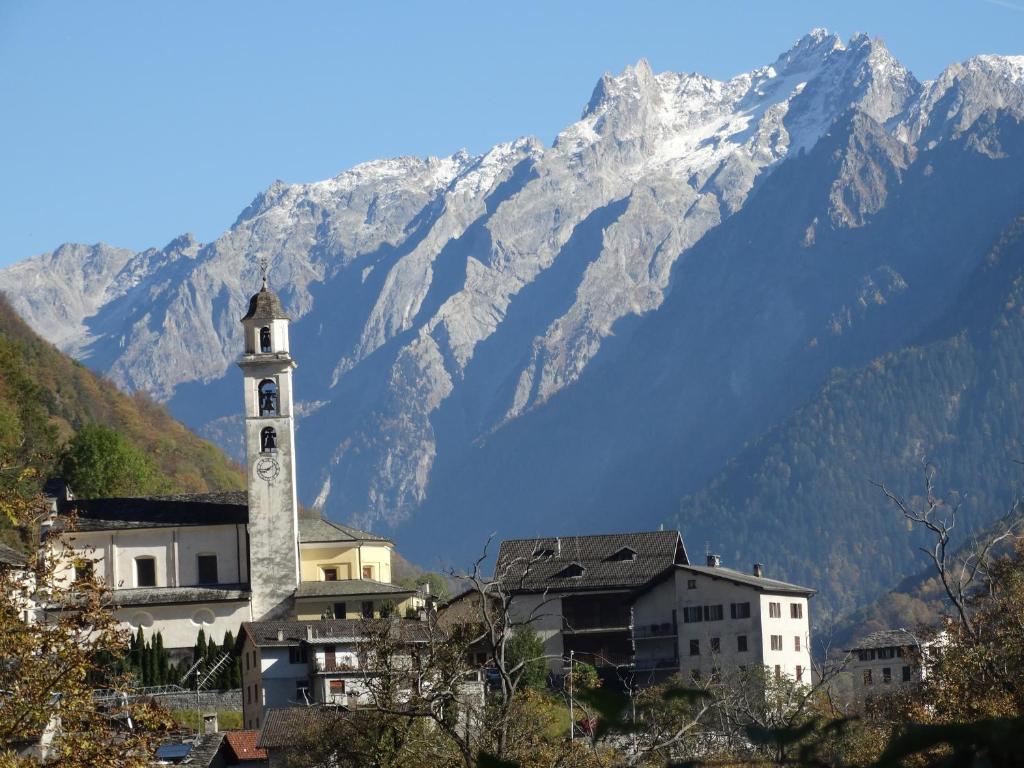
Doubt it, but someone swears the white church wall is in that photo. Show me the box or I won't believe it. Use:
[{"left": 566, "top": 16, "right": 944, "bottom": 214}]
[{"left": 119, "top": 599, "right": 252, "bottom": 650}]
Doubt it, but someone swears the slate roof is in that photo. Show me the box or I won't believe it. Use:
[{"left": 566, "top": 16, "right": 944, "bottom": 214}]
[
  {"left": 495, "top": 531, "right": 688, "bottom": 593},
  {"left": 241, "top": 618, "right": 429, "bottom": 648},
  {"left": 0, "top": 542, "right": 27, "bottom": 567},
  {"left": 241, "top": 280, "right": 289, "bottom": 322},
  {"left": 847, "top": 629, "right": 920, "bottom": 652},
  {"left": 151, "top": 733, "right": 224, "bottom": 766},
  {"left": 298, "top": 517, "right": 389, "bottom": 544},
  {"left": 258, "top": 706, "right": 347, "bottom": 749},
  {"left": 294, "top": 579, "right": 414, "bottom": 599},
  {"left": 674, "top": 564, "right": 816, "bottom": 596},
  {"left": 223, "top": 730, "right": 267, "bottom": 762},
  {"left": 111, "top": 584, "right": 250, "bottom": 607},
  {"left": 56, "top": 492, "right": 248, "bottom": 532}
]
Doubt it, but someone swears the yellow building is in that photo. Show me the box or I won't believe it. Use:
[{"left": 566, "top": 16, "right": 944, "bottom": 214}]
[{"left": 295, "top": 516, "right": 421, "bottom": 620}]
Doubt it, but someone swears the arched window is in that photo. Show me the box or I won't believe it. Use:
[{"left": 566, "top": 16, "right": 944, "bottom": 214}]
[
  {"left": 258, "top": 379, "right": 279, "bottom": 416},
  {"left": 135, "top": 556, "right": 156, "bottom": 587},
  {"left": 260, "top": 326, "right": 272, "bottom": 353},
  {"left": 261, "top": 427, "right": 278, "bottom": 453}
]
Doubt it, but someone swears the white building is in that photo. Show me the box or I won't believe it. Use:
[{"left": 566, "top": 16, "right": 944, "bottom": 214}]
[
  {"left": 632, "top": 555, "right": 815, "bottom": 686},
  {"left": 46, "top": 279, "right": 422, "bottom": 656},
  {"left": 238, "top": 618, "right": 429, "bottom": 731}
]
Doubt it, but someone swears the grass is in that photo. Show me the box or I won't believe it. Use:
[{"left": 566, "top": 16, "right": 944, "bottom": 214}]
[{"left": 171, "top": 709, "right": 243, "bottom": 731}]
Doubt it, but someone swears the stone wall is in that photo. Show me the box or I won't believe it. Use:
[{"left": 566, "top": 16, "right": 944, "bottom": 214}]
[{"left": 149, "top": 688, "right": 242, "bottom": 712}]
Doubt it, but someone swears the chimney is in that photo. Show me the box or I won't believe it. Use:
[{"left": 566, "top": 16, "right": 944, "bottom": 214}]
[
  {"left": 753, "top": 563, "right": 763, "bottom": 578},
  {"left": 202, "top": 712, "right": 219, "bottom": 735},
  {"left": 706, "top": 554, "right": 721, "bottom": 568},
  {"left": 277, "top": 629, "right": 284, "bottom": 641},
  {"left": 305, "top": 625, "right": 313, "bottom": 641}
]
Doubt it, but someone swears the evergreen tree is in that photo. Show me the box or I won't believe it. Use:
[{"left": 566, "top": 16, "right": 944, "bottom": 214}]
[
  {"left": 134, "top": 627, "right": 146, "bottom": 685},
  {"left": 155, "top": 632, "right": 168, "bottom": 686},
  {"left": 144, "top": 635, "right": 157, "bottom": 687},
  {"left": 193, "top": 628, "right": 207, "bottom": 665}
]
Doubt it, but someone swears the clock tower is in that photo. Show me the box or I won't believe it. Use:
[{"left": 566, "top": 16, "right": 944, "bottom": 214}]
[{"left": 238, "top": 277, "right": 300, "bottom": 619}]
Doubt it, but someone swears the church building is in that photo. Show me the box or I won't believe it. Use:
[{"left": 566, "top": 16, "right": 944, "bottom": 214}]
[{"left": 48, "top": 279, "right": 422, "bottom": 653}]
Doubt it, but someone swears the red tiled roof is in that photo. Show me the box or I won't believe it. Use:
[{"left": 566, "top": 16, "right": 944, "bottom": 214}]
[{"left": 224, "top": 730, "right": 267, "bottom": 761}]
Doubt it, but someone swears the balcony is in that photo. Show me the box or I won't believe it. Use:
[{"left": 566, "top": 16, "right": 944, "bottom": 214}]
[
  {"left": 561, "top": 621, "right": 631, "bottom": 635},
  {"left": 631, "top": 656, "right": 680, "bottom": 672},
  {"left": 315, "top": 660, "right": 358, "bottom": 674},
  {"left": 632, "top": 622, "right": 676, "bottom": 640}
]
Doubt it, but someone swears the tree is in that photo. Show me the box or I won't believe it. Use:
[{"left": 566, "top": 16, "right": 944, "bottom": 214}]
[
  {"left": 0, "top": 490, "right": 172, "bottom": 766},
  {"left": 505, "top": 628, "right": 546, "bottom": 692},
  {"left": 58, "top": 424, "right": 167, "bottom": 499}
]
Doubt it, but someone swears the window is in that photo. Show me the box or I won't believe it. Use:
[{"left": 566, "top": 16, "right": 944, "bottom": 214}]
[
  {"left": 555, "top": 563, "right": 583, "bottom": 579},
  {"left": 883, "top": 667, "right": 892, "bottom": 683},
  {"left": 682, "top": 607, "right": 703, "bottom": 623},
  {"left": 260, "top": 426, "right": 278, "bottom": 453},
  {"left": 768, "top": 602, "right": 781, "bottom": 618},
  {"left": 897, "top": 647, "right": 905, "bottom": 658},
  {"left": 878, "top": 647, "right": 895, "bottom": 659},
  {"left": 737, "top": 635, "right": 748, "bottom": 652},
  {"left": 794, "top": 636, "right": 801, "bottom": 652},
  {"left": 362, "top": 564, "right": 374, "bottom": 580},
  {"left": 260, "top": 326, "right": 272, "bottom": 353},
  {"left": 863, "top": 670, "right": 873, "bottom": 686},
  {"left": 902, "top": 666, "right": 911, "bottom": 682},
  {"left": 329, "top": 679, "right": 346, "bottom": 696},
  {"left": 74, "top": 558, "right": 94, "bottom": 582},
  {"left": 362, "top": 601, "right": 374, "bottom": 619},
  {"left": 333, "top": 602, "right": 346, "bottom": 619},
  {"left": 770, "top": 635, "right": 782, "bottom": 651},
  {"left": 687, "top": 579, "right": 697, "bottom": 590},
  {"left": 710, "top": 637, "right": 720, "bottom": 653},
  {"left": 288, "top": 646, "right": 308, "bottom": 665},
  {"left": 730, "top": 602, "right": 751, "bottom": 619},
  {"left": 295, "top": 680, "right": 310, "bottom": 702},
  {"left": 703, "top": 605, "right": 724, "bottom": 622},
  {"left": 796, "top": 665, "right": 804, "bottom": 682},
  {"left": 258, "top": 379, "right": 279, "bottom": 416},
  {"left": 197, "top": 554, "right": 218, "bottom": 585},
  {"left": 135, "top": 557, "right": 156, "bottom": 587},
  {"left": 790, "top": 603, "right": 803, "bottom": 619},
  {"left": 608, "top": 547, "right": 636, "bottom": 561},
  {"left": 689, "top": 639, "right": 700, "bottom": 656},
  {"left": 247, "top": 686, "right": 251, "bottom": 703},
  {"left": 322, "top": 568, "right": 338, "bottom": 581}
]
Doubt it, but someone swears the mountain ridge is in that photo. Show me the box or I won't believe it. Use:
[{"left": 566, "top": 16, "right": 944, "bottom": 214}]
[{"left": 4, "top": 30, "right": 1024, "bottom": 616}]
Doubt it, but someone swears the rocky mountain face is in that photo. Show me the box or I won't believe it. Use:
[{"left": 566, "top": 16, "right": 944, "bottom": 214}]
[{"left": 4, "top": 30, "right": 1024, "bottom": 614}]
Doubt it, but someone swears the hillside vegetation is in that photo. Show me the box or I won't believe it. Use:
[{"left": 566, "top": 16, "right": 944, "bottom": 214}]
[
  {"left": 675, "top": 216, "right": 1024, "bottom": 618},
  {"left": 0, "top": 292, "right": 243, "bottom": 546}
]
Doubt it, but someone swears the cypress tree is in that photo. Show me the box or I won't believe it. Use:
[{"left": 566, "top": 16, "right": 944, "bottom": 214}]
[
  {"left": 144, "top": 636, "right": 157, "bottom": 687},
  {"left": 134, "top": 627, "right": 146, "bottom": 684},
  {"left": 155, "top": 632, "right": 168, "bottom": 686},
  {"left": 193, "top": 628, "right": 207, "bottom": 665}
]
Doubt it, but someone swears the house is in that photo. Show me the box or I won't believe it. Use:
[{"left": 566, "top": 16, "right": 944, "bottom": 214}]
[
  {"left": 45, "top": 277, "right": 423, "bottom": 657},
  {"left": 845, "top": 628, "right": 934, "bottom": 700},
  {"left": 257, "top": 706, "right": 346, "bottom": 768},
  {"left": 494, "top": 531, "right": 688, "bottom": 673},
  {"left": 222, "top": 731, "right": 268, "bottom": 766},
  {"left": 633, "top": 555, "right": 814, "bottom": 685},
  {"left": 237, "top": 618, "right": 429, "bottom": 730}
]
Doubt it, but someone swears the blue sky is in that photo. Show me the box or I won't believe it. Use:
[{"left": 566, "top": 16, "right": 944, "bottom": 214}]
[{"left": 1, "top": 0, "right": 1022, "bottom": 268}]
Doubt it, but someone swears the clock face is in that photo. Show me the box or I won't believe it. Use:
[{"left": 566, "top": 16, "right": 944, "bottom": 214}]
[{"left": 255, "top": 456, "right": 281, "bottom": 482}]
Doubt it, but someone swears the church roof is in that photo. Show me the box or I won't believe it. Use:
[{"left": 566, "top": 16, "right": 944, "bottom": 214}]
[
  {"left": 56, "top": 492, "right": 248, "bottom": 532},
  {"left": 298, "top": 516, "right": 390, "bottom": 544},
  {"left": 294, "top": 579, "right": 414, "bottom": 599},
  {"left": 241, "top": 279, "right": 289, "bottom": 322}
]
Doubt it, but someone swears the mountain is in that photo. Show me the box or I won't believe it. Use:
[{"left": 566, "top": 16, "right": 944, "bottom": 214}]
[
  {"left": 3, "top": 31, "right": 1024, "bottom": 616},
  {"left": 0, "top": 293, "right": 243, "bottom": 549}
]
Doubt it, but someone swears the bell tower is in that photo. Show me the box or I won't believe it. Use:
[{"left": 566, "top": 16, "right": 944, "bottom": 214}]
[{"left": 238, "top": 276, "right": 300, "bottom": 619}]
